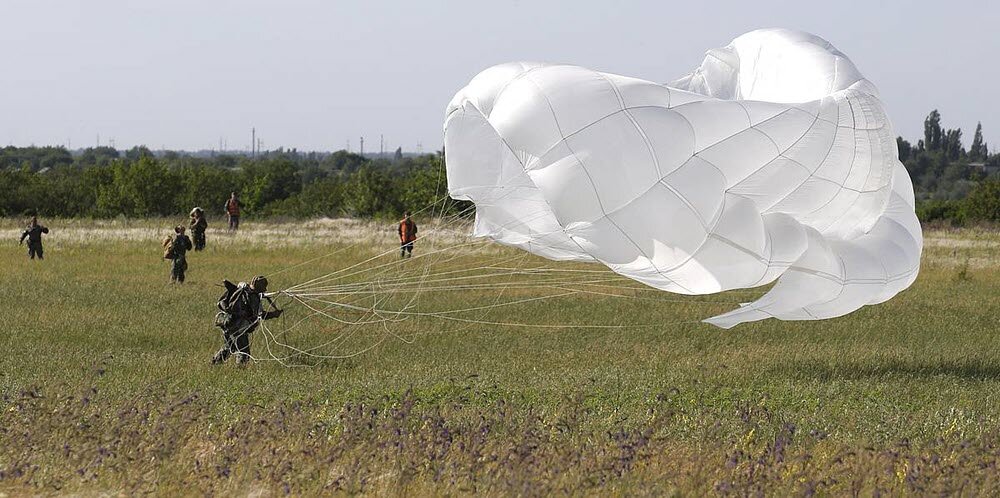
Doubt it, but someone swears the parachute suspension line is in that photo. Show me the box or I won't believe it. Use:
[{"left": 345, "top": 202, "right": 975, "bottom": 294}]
[
  {"left": 254, "top": 190, "right": 757, "bottom": 365},
  {"left": 281, "top": 202, "right": 479, "bottom": 292},
  {"left": 268, "top": 192, "right": 476, "bottom": 279}
]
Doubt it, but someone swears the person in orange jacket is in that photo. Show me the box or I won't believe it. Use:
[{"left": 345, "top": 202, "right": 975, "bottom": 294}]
[
  {"left": 398, "top": 211, "right": 418, "bottom": 258},
  {"left": 224, "top": 192, "right": 241, "bottom": 231}
]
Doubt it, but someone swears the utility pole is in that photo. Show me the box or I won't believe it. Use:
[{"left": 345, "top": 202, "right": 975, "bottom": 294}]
[
  {"left": 380, "top": 134, "right": 384, "bottom": 156},
  {"left": 252, "top": 127, "right": 256, "bottom": 158},
  {"left": 360, "top": 136, "right": 364, "bottom": 157}
]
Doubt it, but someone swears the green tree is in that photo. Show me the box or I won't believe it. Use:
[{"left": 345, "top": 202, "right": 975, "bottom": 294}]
[
  {"left": 970, "top": 122, "right": 987, "bottom": 161},
  {"left": 944, "top": 128, "right": 964, "bottom": 161},
  {"left": 343, "top": 165, "right": 396, "bottom": 217},
  {"left": 896, "top": 137, "right": 912, "bottom": 162},
  {"left": 125, "top": 145, "right": 154, "bottom": 162},
  {"left": 924, "top": 110, "right": 942, "bottom": 151},
  {"left": 78, "top": 146, "right": 120, "bottom": 167},
  {"left": 962, "top": 180, "right": 1000, "bottom": 222}
]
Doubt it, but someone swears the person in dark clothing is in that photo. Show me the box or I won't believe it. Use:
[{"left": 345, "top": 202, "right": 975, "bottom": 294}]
[
  {"left": 224, "top": 192, "right": 241, "bottom": 231},
  {"left": 398, "top": 211, "right": 418, "bottom": 258},
  {"left": 212, "top": 275, "right": 283, "bottom": 365},
  {"left": 189, "top": 207, "right": 208, "bottom": 251},
  {"left": 19, "top": 216, "right": 49, "bottom": 260},
  {"left": 166, "top": 225, "right": 193, "bottom": 283}
]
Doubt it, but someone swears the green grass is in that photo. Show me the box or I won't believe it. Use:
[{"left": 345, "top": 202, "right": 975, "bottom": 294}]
[{"left": 2, "top": 219, "right": 999, "bottom": 495}]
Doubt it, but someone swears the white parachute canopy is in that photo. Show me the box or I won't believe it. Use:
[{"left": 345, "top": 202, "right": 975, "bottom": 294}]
[{"left": 443, "top": 28, "right": 922, "bottom": 328}]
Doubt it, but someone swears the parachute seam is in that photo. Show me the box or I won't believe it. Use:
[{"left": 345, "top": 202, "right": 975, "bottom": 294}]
[
  {"left": 573, "top": 73, "right": 694, "bottom": 290},
  {"left": 488, "top": 64, "right": 550, "bottom": 119},
  {"left": 533, "top": 103, "right": 677, "bottom": 162},
  {"left": 795, "top": 96, "right": 875, "bottom": 233},
  {"left": 807, "top": 96, "right": 862, "bottom": 224},
  {"left": 449, "top": 105, "right": 595, "bottom": 261},
  {"left": 736, "top": 101, "right": 786, "bottom": 152},
  {"left": 803, "top": 254, "right": 852, "bottom": 318},
  {"left": 801, "top": 170, "right": 882, "bottom": 194},
  {"left": 524, "top": 74, "right": 609, "bottom": 217},
  {"left": 598, "top": 72, "right": 665, "bottom": 178},
  {"left": 689, "top": 104, "right": 804, "bottom": 156},
  {"left": 597, "top": 73, "right": 715, "bottom": 232},
  {"left": 728, "top": 106, "right": 824, "bottom": 195},
  {"left": 873, "top": 215, "right": 922, "bottom": 281},
  {"left": 521, "top": 72, "right": 696, "bottom": 291},
  {"left": 747, "top": 44, "right": 763, "bottom": 99},
  {"left": 655, "top": 195, "right": 729, "bottom": 274},
  {"left": 760, "top": 101, "right": 842, "bottom": 212},
  {"left": 518, "top": 74, "right": 615, "bottom": 261},
  {"left": 603, "top": 213, "right": 694, "bottom": 293},
  {"left": 534, "top": 97, "right": 797, "bottom": 167},
  {"left": 708, "top": 233, "right": 769, "bottom": 266},
  {"left": 669, "top": 111, "right": 726, "bottom": 184},
  {"left": 747, "top": 221, "right": 776, "bottom": 288}
]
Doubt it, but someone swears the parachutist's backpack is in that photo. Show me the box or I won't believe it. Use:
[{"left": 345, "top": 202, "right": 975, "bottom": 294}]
[
  {"left": 162, "top": 236, "right": 176, "bottom": 260},
  {"left": 215, "top": 280, "right": 250, "bottom": 329}
]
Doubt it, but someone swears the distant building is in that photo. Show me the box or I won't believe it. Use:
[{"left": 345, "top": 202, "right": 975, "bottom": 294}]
[{"left": 969, "top": 162, "right": 999, "bottom": 175}]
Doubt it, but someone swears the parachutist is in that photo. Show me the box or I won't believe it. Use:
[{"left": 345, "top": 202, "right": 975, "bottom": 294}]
[
  {"left": 224, "top": 192, "right": 241, "bottom": 231},
  {"left": 19, "top": 216, "right": 49, "bottom": 260},
  {"left": 212, "top": 275, "right": 283, "bottom": 365},
  {"left": 398, "top": 210, "right": 418, "bottom": 258},
  {"left": 189, "top": 207, "right": 207, "bottom": 251},
  {"left": 164, "top": 225, "right": 192, "bottom": 284}
]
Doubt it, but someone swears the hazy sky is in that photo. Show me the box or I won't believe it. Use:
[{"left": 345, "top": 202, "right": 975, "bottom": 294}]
[{"left": 2, "top": 0, "right": 998, "bottom": 153}]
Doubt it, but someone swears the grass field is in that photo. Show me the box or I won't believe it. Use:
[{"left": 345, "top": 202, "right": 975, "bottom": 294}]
[{"left": 2, "top": 217, "right": 999, "bottom": 495}]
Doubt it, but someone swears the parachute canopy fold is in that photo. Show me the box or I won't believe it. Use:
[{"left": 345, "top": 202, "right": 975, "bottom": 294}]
[{"left": 443, "top": 28, "right": 922, "bottom": 328}]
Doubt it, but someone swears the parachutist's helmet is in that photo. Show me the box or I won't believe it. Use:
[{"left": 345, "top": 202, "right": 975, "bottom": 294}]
[{"left": 250, "top": 275, "right": 268, "bottom": 293}]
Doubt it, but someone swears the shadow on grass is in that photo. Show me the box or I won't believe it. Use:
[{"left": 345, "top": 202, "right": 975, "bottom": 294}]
[{"left": 765, "top": 358, "right": 1000, "bottom": 382}]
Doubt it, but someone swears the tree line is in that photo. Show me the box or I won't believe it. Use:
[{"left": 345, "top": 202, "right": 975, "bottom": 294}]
[
  {"left": 1, "top": 110, "right": 997, "bottom": 225},
  {"left": 0, "top": 147, "right": 469, "bottom": 220},
  {"left": 898, "top": 110, "right": 1000, "bottom": 225}
]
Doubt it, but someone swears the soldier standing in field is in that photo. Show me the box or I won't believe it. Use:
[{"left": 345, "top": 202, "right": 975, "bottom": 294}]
[
  {"left": 398, "top": 210, "right": 418, "bottom": 258},
  {"left": 189, "top": 207, "right": 208, "bottom": 251},
  {"left": 212, "top": 275, "right": 283, "bottom": 365},
  {"left": 19, "top": 216, "right": 49, "bottom": 260},
  {"left": 224, "top": 192, "right": 241, "bottom": 231},
  {"left": 165, "top": 225, "right": 193, "bottom": 283}
]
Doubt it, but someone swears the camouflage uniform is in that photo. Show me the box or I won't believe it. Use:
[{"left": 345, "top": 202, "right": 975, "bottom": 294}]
[
  {"left": 189, "top": 216, "right": 207, "bottom": 251},
  {"left": 212, "top": 278, "right": 282, "bottom": 364},
  {"left": 170, "top": 233, "right": 193, "bottom": 283},
  {"left": 20, "top": 223, "right": 49, "bottom": 260}
]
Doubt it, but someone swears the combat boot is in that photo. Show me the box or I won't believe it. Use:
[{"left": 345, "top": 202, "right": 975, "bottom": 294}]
[{"left": 211, "top": 349, "right": 229, "bottom": 365}]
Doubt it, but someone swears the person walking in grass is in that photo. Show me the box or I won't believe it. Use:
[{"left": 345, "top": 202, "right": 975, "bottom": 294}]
[
  {"left": 164, "top": 225, "right": 193, "bottom": 284},
  {"left": 398, "top": 210, "right": 418, "bottom": 258},
  {"left": 19, "top": 216, "right": 49, "bottom": 260},
  {"left": 212, "top": 275, "right": 283, "bottom": 365},
  {"left": 189, "top": 207, "right": 208, "bottom": 251},
  {"left": 224, "top": 192, "right": 241, "bottom": 231}
]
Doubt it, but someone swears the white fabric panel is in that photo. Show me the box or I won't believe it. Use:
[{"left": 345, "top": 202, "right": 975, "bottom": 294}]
[{"left": 444, "top": 28, "right": 923, "bottom": 328}]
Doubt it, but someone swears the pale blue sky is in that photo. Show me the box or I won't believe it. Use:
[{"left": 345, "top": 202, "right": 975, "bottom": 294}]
[{"left": 2, "top": 0, "right": 997, "bottom": 153}]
